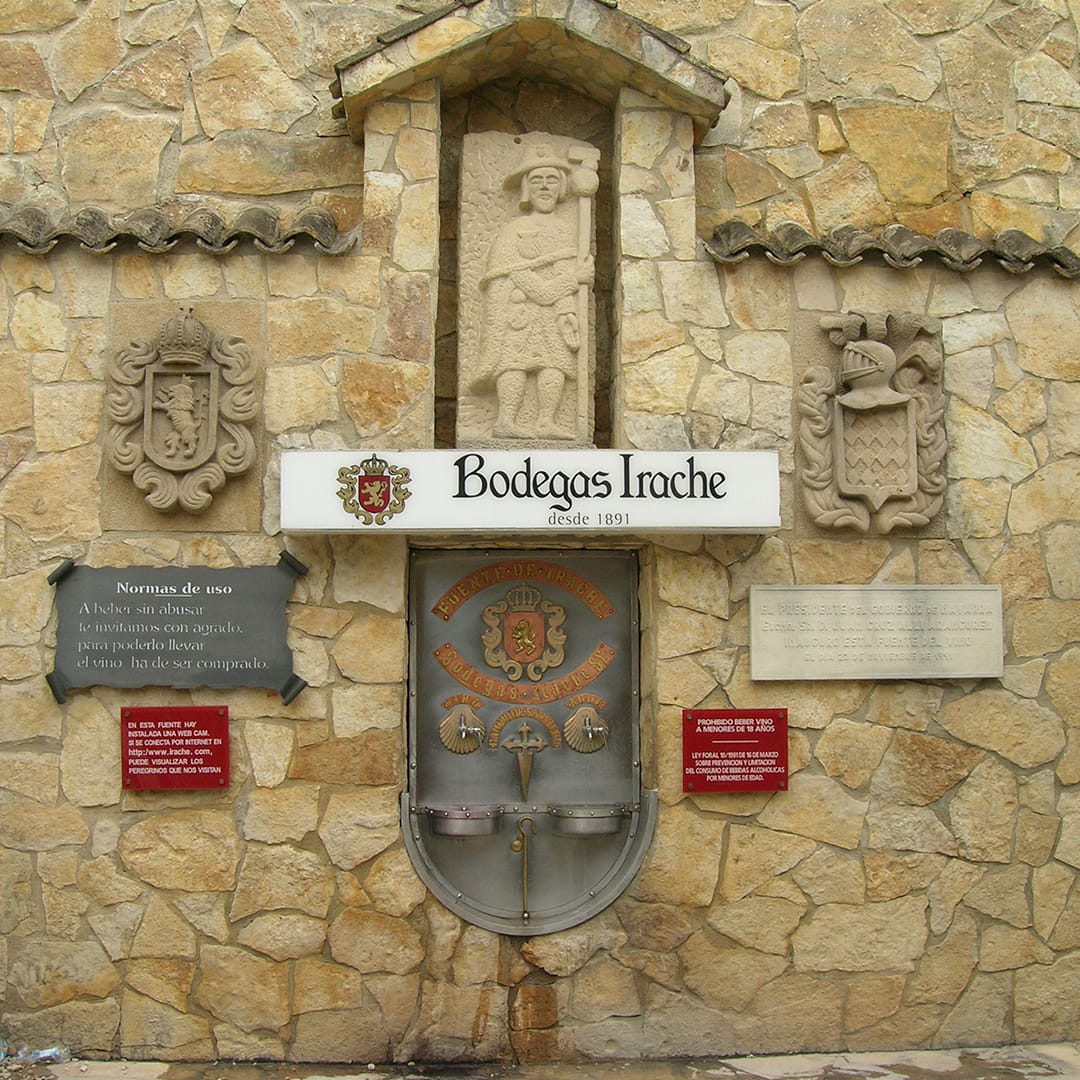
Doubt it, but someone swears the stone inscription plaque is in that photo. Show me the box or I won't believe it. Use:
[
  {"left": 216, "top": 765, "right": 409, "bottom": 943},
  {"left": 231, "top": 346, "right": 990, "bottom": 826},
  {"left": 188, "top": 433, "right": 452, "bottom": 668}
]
[
  {"left": 48, "top": 555, "right": 307, "bottom": 703},
  {"left": 683, "top": 709, "right": 788, "bottom": 793},
  {"left": 750, "top": 585, "right": 1003, "bottom": 681},
  {"left": 122, "top": 705, "right": 229, "bottom": 791}
]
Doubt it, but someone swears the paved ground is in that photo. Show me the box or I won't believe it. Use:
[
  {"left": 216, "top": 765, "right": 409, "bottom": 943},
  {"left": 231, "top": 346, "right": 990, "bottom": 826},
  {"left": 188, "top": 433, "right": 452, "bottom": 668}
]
[{"left": 8, "top": 1043, "right": 1078, "bottom": 1080}]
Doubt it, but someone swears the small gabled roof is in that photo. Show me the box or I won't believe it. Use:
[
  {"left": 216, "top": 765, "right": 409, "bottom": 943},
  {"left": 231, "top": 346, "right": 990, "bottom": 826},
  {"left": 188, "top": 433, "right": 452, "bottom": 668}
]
[{"left": 331, "top": 0, "right": 729, "bottom": 143}]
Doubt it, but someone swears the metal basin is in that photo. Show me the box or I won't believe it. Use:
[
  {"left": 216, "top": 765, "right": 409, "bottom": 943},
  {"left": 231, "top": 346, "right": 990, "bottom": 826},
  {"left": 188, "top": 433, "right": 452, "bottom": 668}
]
[
  {"left": 550, "top": 804, "right": 628, "bottom": 836},
  {"left": 423, "top": 805, "right": 503, "bottom": 837}
]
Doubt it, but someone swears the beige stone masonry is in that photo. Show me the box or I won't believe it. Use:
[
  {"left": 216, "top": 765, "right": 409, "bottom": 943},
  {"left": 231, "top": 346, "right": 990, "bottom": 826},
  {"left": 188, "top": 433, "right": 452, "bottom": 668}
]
[
  {"left": 334, "top": 80, "right": 442, "bottom": 451},
  {"left": 614, "top": 88, "right": 720, "bottom": 449},
  {"left": 2, "top": 0, "right": 1080, "bottom": 1068}
]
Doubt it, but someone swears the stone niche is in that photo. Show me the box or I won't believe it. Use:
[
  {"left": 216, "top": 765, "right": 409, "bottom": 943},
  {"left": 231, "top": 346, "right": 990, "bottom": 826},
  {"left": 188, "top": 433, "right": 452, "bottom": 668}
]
[{"left": 333, "top": 0, "right": 729, "bottom": 453}]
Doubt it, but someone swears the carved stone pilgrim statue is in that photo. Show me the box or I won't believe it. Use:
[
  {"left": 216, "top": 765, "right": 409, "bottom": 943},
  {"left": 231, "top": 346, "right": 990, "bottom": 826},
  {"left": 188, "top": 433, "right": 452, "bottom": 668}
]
[{"left": 458, "top": 133, "right": 599, "bottom": 445}]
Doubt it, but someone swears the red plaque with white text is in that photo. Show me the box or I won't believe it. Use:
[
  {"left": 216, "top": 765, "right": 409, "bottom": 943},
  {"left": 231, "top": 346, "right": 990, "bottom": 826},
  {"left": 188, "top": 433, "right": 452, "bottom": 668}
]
[
  {"left": 682, "top": 708, "right": 787, "bottom": 793},
  {"left": 122, "top": 706, "right": 229, "bottom": 790}
]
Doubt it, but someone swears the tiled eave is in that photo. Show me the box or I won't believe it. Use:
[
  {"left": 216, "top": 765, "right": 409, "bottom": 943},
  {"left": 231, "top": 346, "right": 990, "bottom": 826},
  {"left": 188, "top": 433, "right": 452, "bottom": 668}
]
[
  {"left": 331, "top": 0, "right": 729, "bottom": 143},
  {"left": 708, "top": 220, "right": 1080, "bottom": 280},
  {"left": 0, "top": 204, "right": 355, "bottom": 256},
  {"left": 3, "top": 204, "right": 1077, "bottom": 282}
]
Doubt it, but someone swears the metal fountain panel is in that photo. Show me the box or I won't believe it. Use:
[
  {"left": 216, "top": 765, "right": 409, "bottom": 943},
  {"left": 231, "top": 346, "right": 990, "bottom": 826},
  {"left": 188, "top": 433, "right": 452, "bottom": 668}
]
[{"left": 404, "top": 549, "right": 655, "bottom": 935}]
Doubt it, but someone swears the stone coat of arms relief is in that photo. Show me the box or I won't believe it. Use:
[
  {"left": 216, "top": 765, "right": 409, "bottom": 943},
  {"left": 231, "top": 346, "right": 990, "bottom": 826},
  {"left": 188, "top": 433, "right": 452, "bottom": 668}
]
[
  {"left": 798, "top": 311, "right": 946, "bottom": 534},
  {"left": 458, "top": 131, "right": 599, "bottom": 446},
  {"left": 106, "top": 308, "right": 258, "bottom": 513}
]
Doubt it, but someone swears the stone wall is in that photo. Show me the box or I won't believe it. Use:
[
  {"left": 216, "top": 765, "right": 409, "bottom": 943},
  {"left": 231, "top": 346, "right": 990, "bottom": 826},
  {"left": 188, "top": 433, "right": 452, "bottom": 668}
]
[
  {"left": 2, "top": 0, "right": 1080, "bottom": 1067},
  {"left": 4, "top": 0, "right": 1079, "bottom": 240}
]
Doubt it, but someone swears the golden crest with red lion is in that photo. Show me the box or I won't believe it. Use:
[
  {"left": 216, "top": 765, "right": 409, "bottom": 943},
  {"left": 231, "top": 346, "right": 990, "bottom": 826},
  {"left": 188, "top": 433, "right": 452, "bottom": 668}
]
[
  {"left": 481, "top": 581, "right": 567, "bottom": 682},
  {"left": 337, "top": 452, "right": 411, "bottom": 525}
]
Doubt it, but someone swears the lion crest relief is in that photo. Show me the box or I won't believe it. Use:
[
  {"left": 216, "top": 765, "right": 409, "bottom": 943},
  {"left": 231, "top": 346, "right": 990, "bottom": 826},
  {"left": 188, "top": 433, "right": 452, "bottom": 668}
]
[
  {"left": 106, "top": 308, "right": 257, "bottom": 514},
  {"left": 481, "top": 581, "right": 567, "bottom": 682}
]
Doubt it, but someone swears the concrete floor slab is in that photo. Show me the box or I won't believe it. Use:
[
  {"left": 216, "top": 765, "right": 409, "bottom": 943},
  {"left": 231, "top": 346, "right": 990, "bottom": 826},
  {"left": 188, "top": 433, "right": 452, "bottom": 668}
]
[{"left": 25, "top": 1045, "right": 1080, "bottom": 1080}]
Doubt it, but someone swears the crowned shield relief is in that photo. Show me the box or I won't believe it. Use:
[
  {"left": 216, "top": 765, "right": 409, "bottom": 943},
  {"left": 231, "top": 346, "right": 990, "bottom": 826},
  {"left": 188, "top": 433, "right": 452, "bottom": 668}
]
[
  {"left": 405, "top": 550, "right": 655, "bottom": 936},
  {"left": 106, "top": 308, "right": 258, "bottom": 514},
  {"left": 797, "top": 312, "right": 946, "bottom": 534},
  {"left": 481, "top": 581, "right": 567, "bottom": 682}
]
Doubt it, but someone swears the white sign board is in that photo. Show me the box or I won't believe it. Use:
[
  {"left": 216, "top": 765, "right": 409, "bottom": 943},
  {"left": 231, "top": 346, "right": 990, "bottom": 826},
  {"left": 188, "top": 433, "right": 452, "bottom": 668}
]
[
  {"left": 750, "top": 585, "right": 1004, "bottom": 681},
  {"left": 280, "top": 449, "right": 780, "bottom": 534}
]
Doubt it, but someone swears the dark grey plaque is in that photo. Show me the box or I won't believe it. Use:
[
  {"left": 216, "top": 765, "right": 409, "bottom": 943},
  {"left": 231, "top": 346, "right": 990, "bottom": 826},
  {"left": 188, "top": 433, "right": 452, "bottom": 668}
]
[{"left": 48, "top": 554, "right": 307, "bottom": 703}]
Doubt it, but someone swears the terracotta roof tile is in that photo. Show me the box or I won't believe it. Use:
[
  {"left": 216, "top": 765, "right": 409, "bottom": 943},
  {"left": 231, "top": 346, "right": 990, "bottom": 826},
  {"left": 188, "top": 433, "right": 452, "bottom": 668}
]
[
  {"left": 707, "top": 220, "right": 1080, "bottom": 278},
  {"left": 0, "top": 204, "right": 355, "bottom": 255}
]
